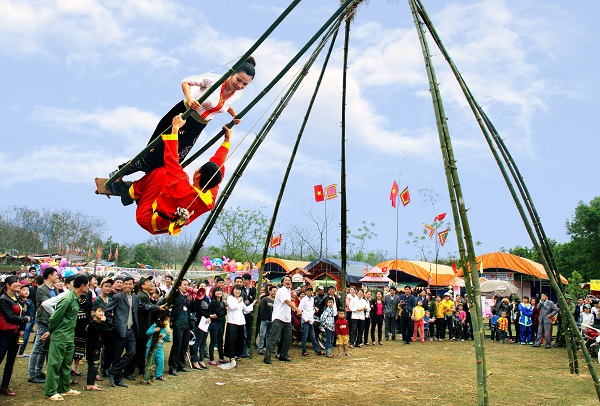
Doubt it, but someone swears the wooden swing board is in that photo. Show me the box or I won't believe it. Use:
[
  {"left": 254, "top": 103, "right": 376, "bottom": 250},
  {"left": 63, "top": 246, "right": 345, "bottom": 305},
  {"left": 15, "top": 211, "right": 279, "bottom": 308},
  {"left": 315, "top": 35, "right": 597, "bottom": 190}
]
[{"left": 95, "top": 178, "right": 116, "bottom": 197}]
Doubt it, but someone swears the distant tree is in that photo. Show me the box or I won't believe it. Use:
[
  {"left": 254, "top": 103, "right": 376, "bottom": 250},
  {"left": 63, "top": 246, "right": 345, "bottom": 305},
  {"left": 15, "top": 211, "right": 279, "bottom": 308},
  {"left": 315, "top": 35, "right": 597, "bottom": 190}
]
[
  {"left": 565, "top": 197, "right": 600, "bottom": 280},
  {"left": 212, "top": 207, "right": 269, "bottom": 264},
  {"left": 567, "top": 270, "right": 588, "bottom": 299}
]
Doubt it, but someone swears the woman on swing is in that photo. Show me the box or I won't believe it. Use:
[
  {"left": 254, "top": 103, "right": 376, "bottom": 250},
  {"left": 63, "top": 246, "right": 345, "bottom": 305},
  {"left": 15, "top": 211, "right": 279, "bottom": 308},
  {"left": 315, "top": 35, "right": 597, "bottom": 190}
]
[{"left": 111, "top": 57, "right": 255, "bottom": 179}]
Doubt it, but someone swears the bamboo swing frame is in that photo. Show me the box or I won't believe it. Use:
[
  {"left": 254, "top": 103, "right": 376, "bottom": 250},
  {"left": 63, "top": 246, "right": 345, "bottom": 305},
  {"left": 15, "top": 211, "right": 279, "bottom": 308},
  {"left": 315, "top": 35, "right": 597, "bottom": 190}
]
[{"left": 105, "top": 0, "right": 596, "bottom": 402}]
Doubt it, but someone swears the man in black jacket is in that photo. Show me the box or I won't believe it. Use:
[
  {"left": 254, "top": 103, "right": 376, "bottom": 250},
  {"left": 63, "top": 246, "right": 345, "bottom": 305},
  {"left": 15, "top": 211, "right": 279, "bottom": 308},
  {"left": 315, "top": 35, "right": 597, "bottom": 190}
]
[
  {"left": 318, "top": 286, "right": 342, "bottom": 317},
  {"left": 168, "top": 280, "right": 192, "bottom": 375},
  {"left": 123, "top": 276, "right": 156, "bottom": 379},
  {"left": 105, "top": 277, "right": 163, "bottom": 387}
]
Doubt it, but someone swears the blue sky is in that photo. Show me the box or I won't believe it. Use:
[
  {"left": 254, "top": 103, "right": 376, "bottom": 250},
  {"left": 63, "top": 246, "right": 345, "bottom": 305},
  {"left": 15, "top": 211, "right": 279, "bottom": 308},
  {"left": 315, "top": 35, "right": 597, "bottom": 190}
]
[{"left": 1, "top": 0, "right": 598, "bottom": 262}]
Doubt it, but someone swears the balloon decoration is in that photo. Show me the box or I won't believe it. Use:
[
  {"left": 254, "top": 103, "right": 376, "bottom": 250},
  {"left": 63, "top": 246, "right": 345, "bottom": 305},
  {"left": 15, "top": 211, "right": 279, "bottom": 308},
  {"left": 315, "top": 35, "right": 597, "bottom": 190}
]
[{"left": 202, "top": 256, "right": 213, "bottom": 270}]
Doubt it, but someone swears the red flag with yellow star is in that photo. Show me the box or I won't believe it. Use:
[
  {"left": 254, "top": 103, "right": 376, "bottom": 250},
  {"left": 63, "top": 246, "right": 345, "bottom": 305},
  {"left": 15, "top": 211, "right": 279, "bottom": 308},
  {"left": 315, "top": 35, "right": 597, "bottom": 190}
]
[
  {"left": 390, "top": 180, "right": 399, "bottom": 208},
  {"left": 314, "top": 185, "right": 324, "bottom": 202}
]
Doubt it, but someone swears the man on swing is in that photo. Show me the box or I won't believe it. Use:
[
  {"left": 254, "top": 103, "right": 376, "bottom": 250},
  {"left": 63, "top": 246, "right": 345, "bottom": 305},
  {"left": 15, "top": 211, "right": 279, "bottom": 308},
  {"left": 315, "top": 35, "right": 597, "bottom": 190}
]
[{"left": 111, "top": 114, "right": 230, "bottom": 235}]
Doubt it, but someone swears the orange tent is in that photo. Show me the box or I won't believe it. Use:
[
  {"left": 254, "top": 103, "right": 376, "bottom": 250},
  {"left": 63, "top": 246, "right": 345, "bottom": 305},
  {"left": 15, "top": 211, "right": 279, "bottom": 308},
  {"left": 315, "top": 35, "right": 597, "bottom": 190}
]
[
  {"left": 376, "top": 260, "right": 457, "bottom": 286},
  {"left": 457, "top": 252, "right": 568, "bottom": 284}
]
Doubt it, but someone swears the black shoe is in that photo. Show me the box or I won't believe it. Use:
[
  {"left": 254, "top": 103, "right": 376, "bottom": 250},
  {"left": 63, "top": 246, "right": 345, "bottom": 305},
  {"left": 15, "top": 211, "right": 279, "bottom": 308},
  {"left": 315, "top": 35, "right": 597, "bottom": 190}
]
[
  {"left": 106, "top": 372, "right": 116, "bottom": 387},
  {"left": 240, "top": 354, "right": 249, "bottom": 358},
  {"left": 28, "top": 377, "right": 45, "bottom": 384},
  {"left": 111, "top": 180, "right": 134, "bottom": 206},
  {"left": 178, "top": 368, "right": 191, "bottom": 373},
  {"left": 115, "top": 380, "right": 128, "bottom": 388},
  {"left": 279, "top": 356, "right": 292, "bottom": 362},
  {"left": 532, "top": 344, "right": 540, "bottom": 347},
  {"left": 168, "top": 370, "right": 178, "bottom": 376},
  {"left": 263, "top": 358, "right": 272, "bottom": 364},
  {"left": 124, "top": 374, "right": 136, "bottom": 381}
]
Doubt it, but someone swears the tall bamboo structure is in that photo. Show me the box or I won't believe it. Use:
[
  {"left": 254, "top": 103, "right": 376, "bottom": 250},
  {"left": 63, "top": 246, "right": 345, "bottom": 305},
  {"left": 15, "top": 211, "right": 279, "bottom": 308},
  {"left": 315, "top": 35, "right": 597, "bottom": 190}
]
[
  {"left": 253, "top": 16, "right": 343, "bottom": 355},
  {"left": 412, "top": 0, "right": 600, "bottom": 400},
  {"left": 408, "top": 1, "right": 489, "bottom": 404}
]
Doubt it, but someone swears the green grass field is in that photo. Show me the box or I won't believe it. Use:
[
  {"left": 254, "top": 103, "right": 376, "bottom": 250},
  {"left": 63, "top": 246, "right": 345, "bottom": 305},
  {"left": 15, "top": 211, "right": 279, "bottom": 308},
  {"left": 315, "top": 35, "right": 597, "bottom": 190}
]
[{"left": 4, "top": 339, "right": 596, "bottom": 405}]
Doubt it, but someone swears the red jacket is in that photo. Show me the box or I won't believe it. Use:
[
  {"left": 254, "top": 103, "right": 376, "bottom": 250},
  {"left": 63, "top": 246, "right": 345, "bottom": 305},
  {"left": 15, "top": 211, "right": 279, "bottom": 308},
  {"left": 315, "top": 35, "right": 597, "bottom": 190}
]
[
  {"left": 133, "top": 133, "right": 229, "bottom": 235},
  {"left": 0, "top": 294, "right": 25, "bottom": 334},
  {"left": 335, "top": 318, "right": 349, "bottom": 336}
]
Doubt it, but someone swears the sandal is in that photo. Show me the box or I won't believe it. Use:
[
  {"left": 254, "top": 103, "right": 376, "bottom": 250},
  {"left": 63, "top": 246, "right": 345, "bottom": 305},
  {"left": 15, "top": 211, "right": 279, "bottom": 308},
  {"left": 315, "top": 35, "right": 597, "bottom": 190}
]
[
  {"left": 48, "top": 394, "right": 64, "bottom": 401},
  {"left": 156, "top": 376, "right": 167, "bottom": 381},
  {"left": 85, "top": 385, "right": 102, "bottom": 391},
  {"left": 69, "top": 379, "right": 78, "bottom": 385},
  {"left": 70, "top": 370, "right": 83, "bottom": 377},
  {"left": 199, "top": 363, "right": 208, "bottom": 369}
]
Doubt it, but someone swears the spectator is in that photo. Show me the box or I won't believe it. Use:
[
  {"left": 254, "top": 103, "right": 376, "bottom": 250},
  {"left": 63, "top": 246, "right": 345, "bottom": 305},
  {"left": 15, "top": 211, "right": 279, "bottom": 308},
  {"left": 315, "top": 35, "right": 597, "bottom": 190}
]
[
  {"left": 0, "top": 275, "right": 31, "bottom": 397},
  {"left": 257, "top": 285, "right": 276, "bottom": 355},
  {"left": 399, "top": 286, "right": 417, "bottom": 344},
  {"left": 298, "top": 287, "right": 322, "bottom": 356},
  {"left": 349, "top": 289, "right": 367, "bottom": 348},
  {"left": 208, "top": 287, "right": 227, "bottom": 366},
  {"left": 264, "top": 275, "right": 301, "bottom": 364},
  {"left": 168, "top": 280, "right": 192, "bottom": 375},
  {"left": 370, "top": 290, "right": 384, "bottom": 345},
  {"left": 383, "top": 286, "right": 400, "bottom": 341},
  {"left": 533, "top": 293, "right": 559, "bottom": 349}
]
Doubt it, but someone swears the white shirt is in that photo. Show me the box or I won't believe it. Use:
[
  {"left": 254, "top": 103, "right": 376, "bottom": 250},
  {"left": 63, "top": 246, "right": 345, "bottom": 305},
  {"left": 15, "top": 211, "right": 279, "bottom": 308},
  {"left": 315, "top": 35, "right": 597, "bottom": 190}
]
[
  {"left": 182, "top": 72, "right": 244, "bottom": 121},
  {"left": 581, "top": 312, "right": 595, "bottom": 327},
  {"left": 42, "top": 290, "right": 71, "bottom": 315},
  {"left": 349, "top": 297, "right": 367, "bottom": 320},
  {"left": 226, "top": 295, "right": 252, "bottom": 325},
  {"left": 272, "top": 286, "right": 292, "bottom": 323},
  {"left": 298, "top": 295, "right": 315, "bottom": 323}
]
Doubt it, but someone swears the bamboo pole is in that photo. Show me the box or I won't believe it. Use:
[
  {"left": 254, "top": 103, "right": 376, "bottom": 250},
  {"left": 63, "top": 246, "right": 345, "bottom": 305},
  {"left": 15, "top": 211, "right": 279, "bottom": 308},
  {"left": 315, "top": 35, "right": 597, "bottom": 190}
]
[
  {"left": 253, "top": 16, "right": 343, "bottom": 356},
  {"left": 412, "top": 1, "right": 600, "bottom": 396},
  {"left": 340, "top": 12, "right": 350, "bottom": 307},
  {"left": 142, "top": 2, "right": 356, "bottom": 382},
  {"left": 408, "top": 1, "right": 489, "bottom": 404},
  {"left": 105, "top": 0, "right": 303, "bottom": 188}
]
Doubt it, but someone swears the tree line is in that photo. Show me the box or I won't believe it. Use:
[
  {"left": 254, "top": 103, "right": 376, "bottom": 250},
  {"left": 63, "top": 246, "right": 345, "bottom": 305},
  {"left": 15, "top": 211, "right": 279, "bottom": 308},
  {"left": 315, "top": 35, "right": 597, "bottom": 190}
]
[{"left": 2, "top": 197, "right": 599, "bottom": 279}]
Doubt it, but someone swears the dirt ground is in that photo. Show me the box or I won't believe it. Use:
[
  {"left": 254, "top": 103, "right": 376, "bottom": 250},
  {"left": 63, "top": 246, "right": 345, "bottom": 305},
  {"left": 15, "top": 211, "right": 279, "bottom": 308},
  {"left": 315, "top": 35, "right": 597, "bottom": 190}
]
[{"left": 4, "top": 339, "right": 597, "bottom": 405}]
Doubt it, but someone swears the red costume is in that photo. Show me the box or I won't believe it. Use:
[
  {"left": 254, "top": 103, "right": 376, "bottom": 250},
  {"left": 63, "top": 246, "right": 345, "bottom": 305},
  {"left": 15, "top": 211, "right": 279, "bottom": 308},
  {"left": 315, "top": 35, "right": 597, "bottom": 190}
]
[{"left": 131, "top": 132, "right": 229, "bottom": 235}]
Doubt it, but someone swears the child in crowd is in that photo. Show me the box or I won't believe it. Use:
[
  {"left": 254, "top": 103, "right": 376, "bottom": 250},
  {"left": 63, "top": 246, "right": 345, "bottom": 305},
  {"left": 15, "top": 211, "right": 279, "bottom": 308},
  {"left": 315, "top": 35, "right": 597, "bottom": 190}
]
[
  {"left": 17, "top": 285, "right": 34, "bottom": 347},
  {"left": 146, "top": 316, "right": 171, "bottom": 381},
  {"left": 489, "top": 309, "right": 499, "bottom": 341},
  {"left": 320, "top": 297, "right": 336, "bottom": 358},
  {"left": 335, "top": 310, "right": 350, "bottom": 357},
  {"left": 458, "top": 304, "right": 466, "bottom": 341},
  {"left": 412, "top": 299, "right": 425, "bottom": 343},
  {"left": 85, "top": 302, "right": 106, "bottom": 391},
  {"left": 423, "top": 311, "right": 432, "bottom": 341},
  {"left": 497, "top": 311, "right": 509, "bottom": 343},
  {"left": 518, "top": 296, "right": 533, "bottom": 345},
  {"left": 452, "top": 310, "right": 462, "bottom": 341}
]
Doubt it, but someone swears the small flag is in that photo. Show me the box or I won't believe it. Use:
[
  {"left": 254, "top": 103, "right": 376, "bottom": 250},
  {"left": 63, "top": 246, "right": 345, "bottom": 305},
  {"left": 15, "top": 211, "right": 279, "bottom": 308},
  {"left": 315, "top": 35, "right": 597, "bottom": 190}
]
[
  {"left": 428, "top": 263, "right": 433, "bottom": 283},
  {"left": 479, "top": 259, "right": 484, "bottom": 275},
  {"left": 434, "top": 212, "right": 447, "bottom": 222},
  {"left": 87, "top": 246, "right": 91, "bottom": 260},
  {"left": 270, "top": 234, "right": 282, "bottom": 248},
  {"left": 424, "top": 223, "right": 435, "bottom": 238},
  {"left": 314, "top": 185, "right": 324, "bottom": 202},
  {"left": 107, "top": 246, "right": 112, "bottom": 262},
  {"left": 114, "top": 244, "right": 119, "bottom": 261},
  {"left": 325, "top": 184, "right": 337, "bottom": 200},
  {"left": 400, "top": 186, "right": 410, "bottom": 206},
  {"left": 390, "top": 180, "right": 399, "bottom": 208},
  {"left": 438, "top": 227, "right": 450, "bottom": 246},
  {"left": 452, "top": 261, "right": 457, "bottom": 275},
  {"left": 58, "top": 243, "right": 63, "bottom": 256},
  {"left": 96, "top": 245, "right": 102, "bottom": 260}
]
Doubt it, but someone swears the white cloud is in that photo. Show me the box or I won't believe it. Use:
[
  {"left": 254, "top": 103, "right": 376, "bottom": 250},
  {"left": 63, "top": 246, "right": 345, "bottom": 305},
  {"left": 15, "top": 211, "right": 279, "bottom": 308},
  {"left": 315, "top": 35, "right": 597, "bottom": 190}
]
[{"left": 0, "top": 0, "right": 192, "bottom": 71}]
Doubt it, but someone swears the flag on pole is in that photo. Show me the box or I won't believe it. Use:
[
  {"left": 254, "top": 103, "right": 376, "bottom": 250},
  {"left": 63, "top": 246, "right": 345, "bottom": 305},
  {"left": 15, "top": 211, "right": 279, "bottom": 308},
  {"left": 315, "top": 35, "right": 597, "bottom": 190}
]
[
  {"left": 452, "top": 261, "right": 457, "bottom": 275},
  {"left": 325, "top": 184, "right": 337, "bottom": 200},
  {"left": 400, "top": 186, "right": 410, "bottom": 206},
  {"left": 479, "top": 259, "right": 484, "bottom": 276},
  {"left": 314, "top": 185, "right": 324, "bottom": 202},
  {"left": 270, "top": 234, "right": 282, "bottom": 248},
  {"left": 114, "top": 244, "right": 119, "bottom": 261},
  {"left": 87, "top": 246, "right": 91, "bottom": 260},
  {"left": 58, "top": 243, "right": 63, "bottom": 255},
  {"left": 390, "top": 180, "right": 399, "bottom": 208},
  {"left": 434, "top": 212, "right": 447, "bottom": 222},
  {"left": 96, "top": 245, "right": 102, "bottom": 260},
  {"left": 424, "top": 223, "right": 435, "bottom": 238},
  {"left": 437, "top": 228, "right": 450, "bottom": 246},
  {"left": 107, "top": 246, "right": 112, "bottom": 262},
  {"left": 428, "top": 263, "right": 433, "bottom": 283}
]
